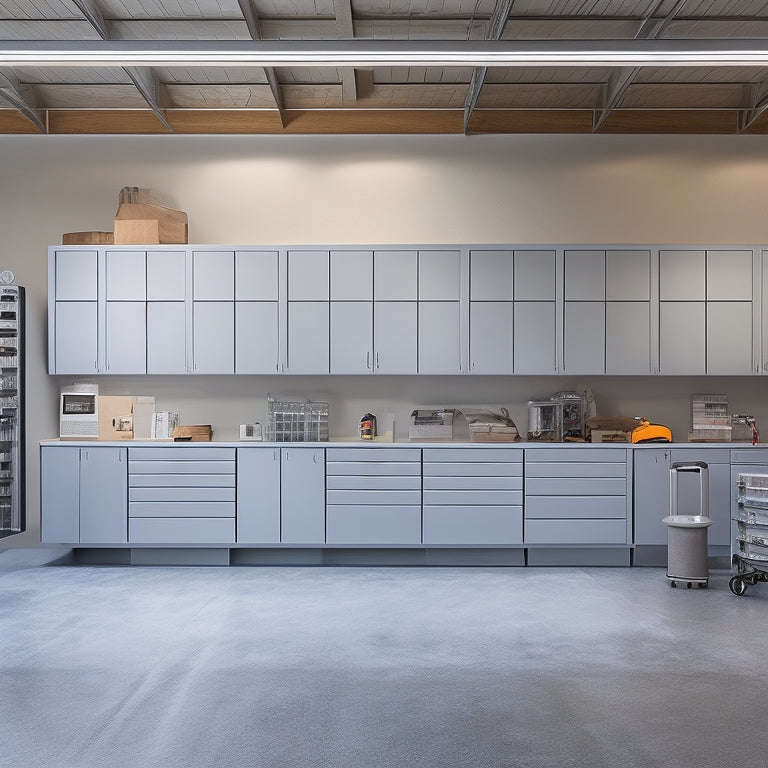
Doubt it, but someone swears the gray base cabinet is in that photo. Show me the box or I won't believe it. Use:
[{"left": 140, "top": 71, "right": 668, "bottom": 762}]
[
  {"left": 128, "top": 447, "right": 235, "bottom": 544},
  {"left": 326, "top": 448, "right": 421, "bottom": 545},
  {"left": 422, "top": 447, "right": 523, "bottom": 546},
  {"left": 524, "top": 448, "right": 631, "bottom": 546},
  {"left": 41, "top": 445, "right": 127, "bottom": 544}
]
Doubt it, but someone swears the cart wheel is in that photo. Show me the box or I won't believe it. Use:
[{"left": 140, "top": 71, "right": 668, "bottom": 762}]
[
  {"left": 687, "top": 582, "right": 693, "bottom": 589},
  {"left": 698, "top": 582, "right": 707, "bottom": 589},
  {"left": 730, "top": 576, "right": 748, "bottom": 596},
  {"left": 670, "top": 580, "right": 677, "bottom": 588}
]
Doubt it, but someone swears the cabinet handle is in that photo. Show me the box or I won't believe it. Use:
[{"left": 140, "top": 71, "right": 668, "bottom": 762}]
[
  {"left": 366, "top": 351, "right": 371, "bottom": 370},
  {"left": 375, "top": 353, "right": 380, "bottom": 370}
]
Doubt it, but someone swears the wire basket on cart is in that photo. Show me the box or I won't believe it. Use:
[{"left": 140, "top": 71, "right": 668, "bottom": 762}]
[
  {"left": 266, "top": 396, "right": 329, "bottom": 442},
  {"left": 730, "top": 473, "right": 768, "bottom": 595}
]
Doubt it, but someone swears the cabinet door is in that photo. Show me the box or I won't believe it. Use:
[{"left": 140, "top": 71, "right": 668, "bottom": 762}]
[
  {"left": 659, "top": 302, "right": 705, "bottom": 375},
  {"left": 235, "top": 302, "right": 279, "bottom": 374},
  {"left": 55, "top": 250, "right": 98, "bottom": 301},
  {"left": 564, "top": 301, "right": 604, "bottom": 374},
  {"left": 147, "top": 302, "right": 187, "bottom": 374},
  {"left": 105, "top": 250, "right": 146, "bottom": 301},
  {"left": 281, "top": 448, "right": 325, "bottom": 544},
  {"left": 470, "top": 250, "right": 514, "bottom": 301},
  {"left": 331, "top": 250, "right": 373, "bottom": 301},
  {"left": 331, "top": 301, "right": 373, "bottom": 374},
  {"left": 235, "top": 250, "right": 279, "bottom": 301},
  {"left": 707, "top": 250, "right": 752, "bottom": 300},
  {"left": 419, "top": 250, "right": 461, "bottom": 301},
  {"left": 40, "top": 447, "right": 80, "bottom": 543},
  {"left": 514, "top": 250, "right": 556, "bottom": 301},
  {"left": 237, "top": 448, "right": 281, "bottom": 543},
  {"left": 606, "top": 250, "right": 651, "bottom": 301},
  {"left": 565, "top": 250, "right": 605, "bottom": 300},
  {"left": 79, "top": 447, "right": 127, "bottom": 544},
  {"left": 469, "top": 302, "right": 513, "bottom": 374},
  {"left": 418, "top": 302, "right": 461, "bottom": 374},
  {"left": 288, "top": 250, "right": 329, "bottom": 301},
  {"left": 606, "top": 302, "right": 652, "bottom": 375},
  {"left": 660, "top": 250, "right": 705, "bottom": 301},
  {"left": 287, "top": 302, "right": 329, "bottom": 374},
  {"left": 147, "top": 250, "right": 186, "bottom": 301},
  {"left": 707, "top": 301, "right": 753, "bottom": 374},
  {"left": 373, "top": 301, "right": 417, "bottom": 374},
  {"left": 193, "top": 302, "right": 235, "bottom": 373},
  {"left": 633, "top": 448, "right": 669, "bottom": 546},
  {"left": 105, "top": 302, "right": 146, "bottom": 374},
  {"left": 193, "top": 250, "right": 235, "bottom": 301},
  {"left": 374, "top": 251, "right": 417, "bottom": 301},
  {"left": 513, "top": 302, "right": 556, "bottom": 374},
  {"left": 54, "top": 302, "right": 98, "bottom": 374}
]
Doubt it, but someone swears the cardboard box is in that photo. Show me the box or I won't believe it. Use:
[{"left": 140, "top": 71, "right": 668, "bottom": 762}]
[
  {"left": 132, "top": 396, "right": 156, "bottom": 440},
  {"left": 98, "top": 396, "right": 135, "bottom": 440}
]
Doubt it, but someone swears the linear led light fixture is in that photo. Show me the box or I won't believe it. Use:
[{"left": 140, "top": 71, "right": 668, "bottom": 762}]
[{"left": 3, "top": 39, "right": 768, "bottom": 68}]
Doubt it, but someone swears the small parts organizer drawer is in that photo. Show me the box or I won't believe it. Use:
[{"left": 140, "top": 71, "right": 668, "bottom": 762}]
[
  {"left": 422, "top": 447, "right": 523, "bottom": 546},
  {"left": 524, "top": 448, "right": 631, "bottom": 546},
  {"left": 325, "top": 447, "right": 421, "bottom": 545},
  {"left": 128, "top": 447, "right": 236, "bottom": 544}
]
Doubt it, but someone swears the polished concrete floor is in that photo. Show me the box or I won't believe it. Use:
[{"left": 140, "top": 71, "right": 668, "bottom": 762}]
[{"left": 1, "top": 548, "right": 766, "bottom": 768}]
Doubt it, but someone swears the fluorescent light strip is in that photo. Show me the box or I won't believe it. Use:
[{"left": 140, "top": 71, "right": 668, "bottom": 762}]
[{"left": 2, "top": 39, "right": 768, "bottom": 68}]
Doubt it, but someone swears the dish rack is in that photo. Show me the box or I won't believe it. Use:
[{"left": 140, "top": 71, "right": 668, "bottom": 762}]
[
  {"left": 266, "top": 396, "right": 329, "bottom": 442},
  {"left": 730, "top": 473, "right": 768, "bottom": 595}
]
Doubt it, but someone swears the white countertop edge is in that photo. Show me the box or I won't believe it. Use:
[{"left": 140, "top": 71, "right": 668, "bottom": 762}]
[{"left": 39, "top": 439, "right": 755, "bottom": 449}]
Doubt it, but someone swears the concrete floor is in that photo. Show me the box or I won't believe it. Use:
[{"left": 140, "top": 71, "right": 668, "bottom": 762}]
[{"left": 1, "top": 548, "right": 766, "bottom": 768}]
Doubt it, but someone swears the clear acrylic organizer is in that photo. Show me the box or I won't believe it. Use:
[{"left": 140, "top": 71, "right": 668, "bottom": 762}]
[{"left": 266, "top": 396, "right": 329, "bottom": 442}]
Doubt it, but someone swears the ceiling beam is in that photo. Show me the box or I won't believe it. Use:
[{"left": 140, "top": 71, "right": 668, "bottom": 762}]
[
  {"left": 739, "top": 82, "right": 768, "bottom": 131},
  {"left": 332, "top": 0, "right": 359, "bottom": 103},
  {"left": 237, "top": 0, "right": 285, "bottom": 125},
  {"left": 463, "top": 0, "right": 514, "bottom": 134},
  {"left": 6, "top": 39, "right": 768, "bottom": 69},
  {"left": 593, "top": 0, "right": 685, "bottom": 132},
  {"left": 0, "top": 70, "right": 46, "bottom": 133},
  {"left": 72, "top": 0, "right": 172, "bottom": 132}
]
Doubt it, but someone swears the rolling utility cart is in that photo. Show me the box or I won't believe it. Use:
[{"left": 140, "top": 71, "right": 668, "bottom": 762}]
[
  {"left": 730, "top": 473, "right": 768, "bottom": 596},
  {"left": 663, "top": 462, "right": 711, "bottom": 588}
]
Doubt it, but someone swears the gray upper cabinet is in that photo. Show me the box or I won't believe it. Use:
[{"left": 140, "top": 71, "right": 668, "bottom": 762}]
[
  {"left": 106, "top": 250, "right": 146, "bottom": 300},
  {"left": 564, "top": 250, "right": 604, "bottom": 374},
  {"left": 330, "top": 251, "right": 373, "bottom": 374},
  {"left": 564, "top": 249, "right": 604, "bottom": 301},
  {"left": 707, "top": 250, "right": 752, "bottom": 301},
  {"left": 147, "top": 250, "right": 186, "bottom": 301},
  {"left": 659, "top": 301, "right": 706, "bottom": 375},
  {"left": 235, "top": 250, "right": 279, "bottom": 301},
  {"left": 514, "top": 250, "right": 557, "bottom": 374},
  {"left": 374, "top": 250, "right": 417, "bottom": 300},
  {"left": 419, "top": 250, "right": 461, "bottom": 301},
  {"left": 106, "top": 302, "right": 146, "bottom": 374},
  {"left": 515, "top": 250, "right": 556, "bottom": 301},
  {"left": 331, "top": 250, "right": 372, "bottom": 301},
  {"left": 288, "top": 250, "right": 329, "bottom": 301},
  {"left": 55, "top": 249, "right": 98, "bottom": 301},
  {"left": 54, "top": 301, "right": 98, "bottom": 374},
  {"left": 193, "top": 302, "right": 235, "bottom": 373},
  {"left": 374, "top": 301, "right": 418, "bottom": 374},
  {"left": 287, "top": 301, "right": 329, "bottom": 374},
  {"left": 193, "top": 250, "right": 234, "bottom": 301},
  {"left": 660, "top": 250, "right": 705, "bottom": 301},
  {"left": 470, "top": 250, "right": 513, "bottom": 301},
  {"left": 147, "top": 301, "right": 188, "bottom": 374}
]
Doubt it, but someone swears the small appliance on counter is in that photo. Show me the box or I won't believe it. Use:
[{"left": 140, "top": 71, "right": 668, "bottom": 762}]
[
  {"left": 239, "top": 422, "right": 263, "bottom": 441},
  {"left": 409, "top": 409, "right": 456, "bottom": 441},
  {"left": 585, "top": 416, "right": 672, "bottom": 443},
  {"left": 732, "top": 414, "right": 759, "bottom": 445},
  {"left": 60, "top": 382, "right": 98, "bottom": 440},
  {"left": 550, "top": 391, "right": 587, "bottom": 440},
  {"left": 527, "top": 400, "right": 563, "bottom": 442},
  {"left": 359, "top": 413, "right": 377, "bottom": 440},
  {"left": 465, "top": 408, "right": 519, "bottom": 442}
]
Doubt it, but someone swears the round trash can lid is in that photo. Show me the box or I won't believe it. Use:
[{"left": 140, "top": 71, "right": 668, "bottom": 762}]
[{"left": 662, "top": 515, "right": 712, "bottom": 528}]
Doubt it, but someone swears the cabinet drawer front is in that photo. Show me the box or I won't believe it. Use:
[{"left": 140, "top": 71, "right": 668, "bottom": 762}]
[
  {"left": 423, "top": 506, "right": 523, "bottom": 546},
  {"left": 525, "top": 496, "right": 627, "bottom": 519},
  {"left": 731, "top": 449, "right": 768, "bottom": 464},
  {"left": 669, "top": 448, "right": 729, "bottom": 465},
  {"left": 327, "top": 476, "right": 421, "bottom": 491},
  {"left": 326, "top": 461, "right": 420, "bottom": 476},
  {"left": 326, "top": 448, "right": 421, "bottom": 462},
  {"left": 129, "top": 487, "right": 236, "bottom": 502},
  {"left": 423, "top": 476, "right": 523, "bottom": 491},
  {"left": 129, "top": 460, "right": 235, "bottom": 475},
  {"left": 525, "top": 462, "right": 626, "bottom": 478},
  {"left": 423, "top": 462, "right": 522, "bottom": 477},
  {"left": 326, "top": 489, "right": 422, "bottom": 505},
  {"left": 422, "top": 448, "right": 523, "bottom": 463},
  {"left": 525, "top": 448, "right": 627, "bottom": 462},
  {"left": 526, "top": 477, "right": 626, "bottom": 496},
  {"left": 525, "top": 519, "right": 628, "bottom": 545},
  {"left": 423, "top": 489, "right": 523, "bottom": 506},
  {"left": 129, "top": 474, "right": 236, "bottom": 488},
  {"left": 129, "top": 501, "right": 235, "bottom": 518},
  {"left": 326, "top": 505, "right": 422, "bottom": 545},
  {"left": 129, "top": 447, "right": 235, "bottom": 461},
  {"left": 129, "top": 517, "right": 235, "bottom": 544}
]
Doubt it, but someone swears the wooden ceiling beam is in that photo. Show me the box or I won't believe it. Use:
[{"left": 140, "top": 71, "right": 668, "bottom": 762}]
[
  {"left": 0, "top": 71, "right": 45, "bottom": 133},
  {"left": 237, "top": 0, "right": 285, "bottom": 125}
]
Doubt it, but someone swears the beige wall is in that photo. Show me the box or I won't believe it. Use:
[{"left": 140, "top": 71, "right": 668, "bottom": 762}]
[{"left": 3, "top": 133, "right": 768, "bottom": 546}]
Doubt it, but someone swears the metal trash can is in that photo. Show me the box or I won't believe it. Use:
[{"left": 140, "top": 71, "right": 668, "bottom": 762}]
[{"left": 662, "top": 461, "right": 712, "bottom": 588}]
